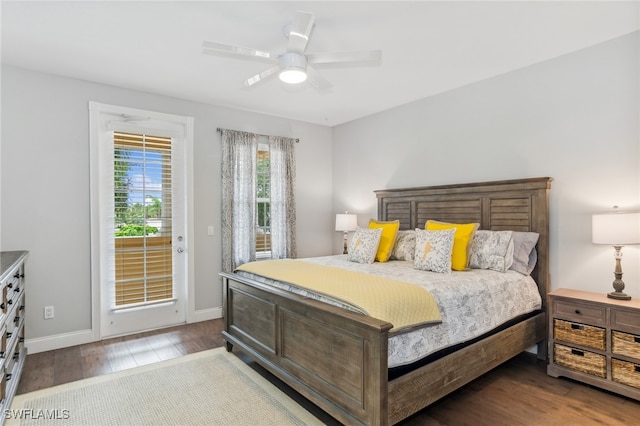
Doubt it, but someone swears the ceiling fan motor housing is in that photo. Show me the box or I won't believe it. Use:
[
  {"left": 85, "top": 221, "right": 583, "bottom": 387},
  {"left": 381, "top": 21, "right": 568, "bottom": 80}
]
[{"left": 278, "top": 52, "right": 308, "bottom": 83}]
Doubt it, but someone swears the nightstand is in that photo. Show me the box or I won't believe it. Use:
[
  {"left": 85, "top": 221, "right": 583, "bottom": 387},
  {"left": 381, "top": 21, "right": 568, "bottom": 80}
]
[{"left": 547, "top": 288, "right": 640, "bottom": 401}]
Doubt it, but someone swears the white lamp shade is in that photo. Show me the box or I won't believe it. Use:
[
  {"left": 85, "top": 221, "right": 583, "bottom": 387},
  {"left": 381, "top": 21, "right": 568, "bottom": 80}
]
[
  {"left": 592, "top": 212, "right": 640, "bottom": 245},
  {"left": 335, "top": 213, "right": 357, "bottom": 232}
]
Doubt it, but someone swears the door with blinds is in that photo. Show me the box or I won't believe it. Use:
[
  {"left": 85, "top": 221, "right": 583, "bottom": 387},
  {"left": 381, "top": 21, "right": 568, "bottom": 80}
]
[{"left": 90, "top": 103, "right": 192, "bottom": 339}]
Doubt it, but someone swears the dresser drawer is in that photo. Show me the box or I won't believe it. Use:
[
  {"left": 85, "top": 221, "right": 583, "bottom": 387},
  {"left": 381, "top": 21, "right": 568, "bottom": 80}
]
[
  {"left": 1, "top": 287, "right": 6, "bottom": 315},
  {"left": 554, "top": 319, "right": 605, "bottom": 351},
  {"left": 612, "top": 359, "right": 640, "bottom": 390},
  {"left": 611, "top": 309, "right": 640, "bottom": 335},
  {"left": 0, "top": 325, "right": 6, "bottom": 362},
  {"left": 613, "top": 331, "right": 640, "bottom": 360},
  {"left": 0, "top": 366, "right": 5, "bottom": 403},
  {"left": 554, "top": 343, "right": 606, "bottom": 378},
  {"left": 554, "top": 299, "right": 606, "bottom": 326}
]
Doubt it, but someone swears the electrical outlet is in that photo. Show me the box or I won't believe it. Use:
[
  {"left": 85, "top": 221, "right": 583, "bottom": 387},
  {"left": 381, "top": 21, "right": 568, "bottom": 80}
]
[{"left": 44, "top": 305, "right": 54, "bottom": 319}]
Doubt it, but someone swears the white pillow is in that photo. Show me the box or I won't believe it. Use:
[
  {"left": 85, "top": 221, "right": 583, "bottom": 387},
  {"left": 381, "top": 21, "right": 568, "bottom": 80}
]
[
  {"left": 469, "top": 230, "right": 514, "bottom": 272},
  {"left": 390, "top": 230, "right": 416, "bottom": 261},
  {"left": 413, "top": 228, "right": 455, "bottom": 273},
  {"left": 509, "top": 232, "right": 540, "bottom": 275},
  {"left": 347, "top": 227, "right": 383, "bottom": 264}
]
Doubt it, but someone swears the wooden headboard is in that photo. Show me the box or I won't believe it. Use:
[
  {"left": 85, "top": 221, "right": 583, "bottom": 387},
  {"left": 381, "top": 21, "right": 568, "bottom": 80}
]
[{"left": 375, "top": 177, "right": 552, "bottom": 306}]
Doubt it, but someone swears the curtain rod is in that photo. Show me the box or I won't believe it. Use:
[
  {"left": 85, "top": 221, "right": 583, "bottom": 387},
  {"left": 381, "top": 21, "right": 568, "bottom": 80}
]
[{"left": 217, "top": 127, "right": 299, "bottom": 143}]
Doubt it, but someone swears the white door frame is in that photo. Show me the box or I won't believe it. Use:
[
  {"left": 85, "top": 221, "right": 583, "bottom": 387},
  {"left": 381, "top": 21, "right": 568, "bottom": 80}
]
[{"left": 89, "top": 101, "right": 195, "bottom": 339}]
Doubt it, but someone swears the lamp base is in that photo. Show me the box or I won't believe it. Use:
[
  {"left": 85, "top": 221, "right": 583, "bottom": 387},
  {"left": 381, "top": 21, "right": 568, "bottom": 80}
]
[
  {"left": 343, "top": 232, "right": 348, "bottom": 255},
  {"left": 607, "top": 291, "right": 631, "bottom": 301}
]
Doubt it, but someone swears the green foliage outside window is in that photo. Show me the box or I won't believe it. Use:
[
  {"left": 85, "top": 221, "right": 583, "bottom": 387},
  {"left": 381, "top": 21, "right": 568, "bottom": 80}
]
[
  {"left": 114, "top": 146, "right": 163, "bottom": 236},
  {"left": 115, "top": 224, "right": 159, "bottom": 237}
]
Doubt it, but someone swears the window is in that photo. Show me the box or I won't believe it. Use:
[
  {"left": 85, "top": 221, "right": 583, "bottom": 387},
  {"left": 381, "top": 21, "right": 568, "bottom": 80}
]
[
  {"left": 220, "top": 130, "right": 296, "bottom": 272},
  {"left": 256, "top": 145, "right": 271, "bottom": 256},
  {"left": 113, "top": 132, "right": 173, "bottom": 307}
]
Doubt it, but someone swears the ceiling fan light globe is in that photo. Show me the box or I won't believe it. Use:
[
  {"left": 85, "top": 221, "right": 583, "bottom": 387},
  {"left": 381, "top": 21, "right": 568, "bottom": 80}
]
[
  {"left": 278, "top": 52, "right": 308, "bottom": 84},
  {"left": 279, "top": 68, "right": 307, "bottom": 84}
]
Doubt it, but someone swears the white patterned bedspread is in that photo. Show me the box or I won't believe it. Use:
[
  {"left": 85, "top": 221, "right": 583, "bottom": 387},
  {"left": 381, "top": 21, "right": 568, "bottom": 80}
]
[{"left": 236, "top": 255, "right": 541, "bottom": 368}]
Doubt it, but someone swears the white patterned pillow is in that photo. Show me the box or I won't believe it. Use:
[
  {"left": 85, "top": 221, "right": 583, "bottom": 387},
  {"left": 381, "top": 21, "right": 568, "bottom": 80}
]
[
  {"left": 413, "top": 228, "right": 455, "bottom": 273},
  {"left": 469, "top": 230, "right": 514, "bottom": 272},
  {"left": 390, "top": 230, "right": 416, "bottom": 261},
  {"left": 509, "top": 231, "right": 539, "bottom": 275},
  {"left": 347, "top": 227, "right": 383, "bottom": 264}
]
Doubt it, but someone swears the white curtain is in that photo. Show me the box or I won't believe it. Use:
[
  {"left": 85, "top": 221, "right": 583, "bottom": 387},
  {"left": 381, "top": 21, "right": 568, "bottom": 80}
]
[
  {"left": 268, "top": 136, "right": 297, "bottom": 260},
  {"left": 221, "top": 131, "right": 297, "bottom": 271},
  {"left": 221, "top": 130, "right": 258, "bottom": 272}
]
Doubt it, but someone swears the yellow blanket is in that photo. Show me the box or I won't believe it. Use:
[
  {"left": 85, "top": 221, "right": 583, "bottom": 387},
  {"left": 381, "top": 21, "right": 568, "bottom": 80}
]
[{"left": 236, "top": 259, "right": 442, "bottom": 332}]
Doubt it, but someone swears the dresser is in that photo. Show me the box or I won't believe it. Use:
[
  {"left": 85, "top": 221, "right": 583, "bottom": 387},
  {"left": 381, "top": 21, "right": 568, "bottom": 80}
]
[
  {"left": 0, "top": 251, "right": 28, "bottom": 418},
  {"left": 547, "top": 288, "right": 640, "bottom": 401}
]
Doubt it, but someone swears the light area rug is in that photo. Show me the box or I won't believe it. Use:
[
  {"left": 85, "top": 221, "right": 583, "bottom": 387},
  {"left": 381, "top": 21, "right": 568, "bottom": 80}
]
[{"left": 8, "top": 348, "right": 325, "bottom": 425}]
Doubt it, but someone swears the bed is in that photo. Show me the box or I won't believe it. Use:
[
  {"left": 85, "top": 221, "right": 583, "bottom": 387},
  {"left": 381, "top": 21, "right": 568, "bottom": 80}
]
[{"left": 220, "top": 177, "right": 552, "bottom": 425}]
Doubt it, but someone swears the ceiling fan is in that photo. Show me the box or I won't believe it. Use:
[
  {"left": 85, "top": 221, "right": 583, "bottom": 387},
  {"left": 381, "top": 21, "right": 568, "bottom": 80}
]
[{"left": 201, "top": 11, "right": 381, "bottom": 91}]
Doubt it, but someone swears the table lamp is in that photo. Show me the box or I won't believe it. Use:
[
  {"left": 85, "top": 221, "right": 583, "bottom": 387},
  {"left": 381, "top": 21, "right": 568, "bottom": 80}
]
[
  {"left": 335, "top": 212, "right": 357, "bottom": 254},
  {"left": 592, "top": 207, "right": 640, "bottom": 300}
]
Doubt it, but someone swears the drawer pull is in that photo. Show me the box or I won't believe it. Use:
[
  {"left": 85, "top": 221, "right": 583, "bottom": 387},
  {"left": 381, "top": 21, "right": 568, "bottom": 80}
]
[
  {"left": 574, "top": 309, "right": 581, "bottom": 314},
  {"left": 571, "top": 349, "right": 585, "bottom": 357},
  {"left": 571, "top": 324, "right": 585, "bottom": 331},
  {"left": 7, "top": 283, "right": 12, "bottom": 289},
  {"left": 6, "top": 332, "right": 12, "bottom": 339},
  {"left": 635, "top": 366, "right": 640, "bottom": 373},
  {"left": 6, "top": 373, "right": 12, "bottom": 381},
  {"left": 635, "top": 337, "right": 640, "bottom": 344}
]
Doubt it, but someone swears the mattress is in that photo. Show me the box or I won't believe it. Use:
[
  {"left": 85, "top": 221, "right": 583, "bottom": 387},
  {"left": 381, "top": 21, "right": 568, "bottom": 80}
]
[{"left": 236, "top": 255, "right": 542, "bottom": 368}]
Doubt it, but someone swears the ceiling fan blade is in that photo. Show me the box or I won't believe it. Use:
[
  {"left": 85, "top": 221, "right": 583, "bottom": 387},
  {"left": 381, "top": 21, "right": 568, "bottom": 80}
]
[
  {"left": 287, "top": 11, "right": 315, "bottom": 53},
  {"left": 307, "top": 50, "right": 382, "bottom": 65},
  {"left": 306, "top": 66, "right": 332, "bottom": 92},
  {"left": 202, "top": 40, "right": 276, "bottom": 62},
  {"left": 244, "top": 65, "right": 280, "bottom": 87}
]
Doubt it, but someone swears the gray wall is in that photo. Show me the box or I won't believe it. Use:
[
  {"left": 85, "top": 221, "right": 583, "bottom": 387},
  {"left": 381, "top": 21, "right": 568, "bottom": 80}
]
[
  {"left": 333, "top": 32, "right": 640, "bottom": 297},
  {"left": 1, "top": 66, "right": 334, "bottom": 345},
  {"left": 2, "top": 31, "right": 638, "bottom": 349}
]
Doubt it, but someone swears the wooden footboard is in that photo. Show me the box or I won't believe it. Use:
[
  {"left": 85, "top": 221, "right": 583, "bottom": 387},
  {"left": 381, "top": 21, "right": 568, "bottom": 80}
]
[{"left": 221, "top": 272, "right": 393, "bottom": 426}]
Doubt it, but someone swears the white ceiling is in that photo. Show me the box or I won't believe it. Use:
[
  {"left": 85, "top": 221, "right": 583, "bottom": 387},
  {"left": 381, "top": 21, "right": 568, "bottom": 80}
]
[{"left": 2, "top": 1, "right": 638, "bottom": 126}]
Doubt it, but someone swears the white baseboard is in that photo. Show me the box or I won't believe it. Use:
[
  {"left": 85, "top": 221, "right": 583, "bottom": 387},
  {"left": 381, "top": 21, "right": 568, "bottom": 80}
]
[
  {"left": 26, "top": 307, "right": 223, "bottom": 354},
  {"left": 190, "top": 306, "right": 223, "bottom": 323},
  {"left": 26, "top": 329, "right": 95, "bottom": 354}
]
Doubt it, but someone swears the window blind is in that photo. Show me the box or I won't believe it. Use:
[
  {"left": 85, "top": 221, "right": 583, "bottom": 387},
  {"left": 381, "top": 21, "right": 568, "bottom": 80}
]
[{"left": 112, "top": 131, "right": 174, "bottom": 308}]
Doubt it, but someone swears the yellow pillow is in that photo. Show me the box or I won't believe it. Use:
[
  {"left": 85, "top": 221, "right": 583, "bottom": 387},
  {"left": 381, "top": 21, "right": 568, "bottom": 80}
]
[
  {"left": 425, "top": 220, "right": 479, "bottom": 271},
  {"left": 368, "top": 219, "right": 400, "bottom": 262}
]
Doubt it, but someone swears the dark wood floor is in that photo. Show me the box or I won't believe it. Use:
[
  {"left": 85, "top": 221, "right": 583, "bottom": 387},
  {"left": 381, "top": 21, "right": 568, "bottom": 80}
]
[{"left": 18, "top": 319, "right": 640, "bottom": 425}]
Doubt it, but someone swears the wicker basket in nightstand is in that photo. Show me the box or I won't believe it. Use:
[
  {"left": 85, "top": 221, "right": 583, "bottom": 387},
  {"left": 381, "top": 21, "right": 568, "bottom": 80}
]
[
  {"left": 547, "top": 289, "right": 640, "bottom": 401},
  {"left": 612, "top": 359, "right": 640, "bottom": 389},
  {"left": 553, "top": 319, "right": 606, "bottom": 350}
]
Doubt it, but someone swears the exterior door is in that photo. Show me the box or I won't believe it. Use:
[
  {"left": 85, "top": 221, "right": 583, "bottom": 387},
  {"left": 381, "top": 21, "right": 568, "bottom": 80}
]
[{"left": 90, "top": 103, "right": 192, "bottom": 338}]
